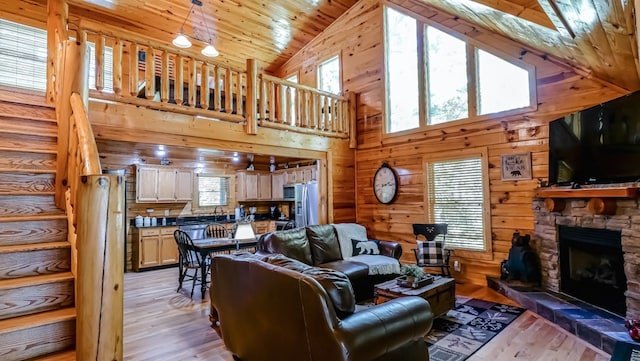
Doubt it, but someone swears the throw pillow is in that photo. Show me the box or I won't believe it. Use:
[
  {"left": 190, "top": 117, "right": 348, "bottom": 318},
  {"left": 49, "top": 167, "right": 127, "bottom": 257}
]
[
  {"left": 306, "top": 225, "right": 343, "bottom": 265},
  {"left": 417, "top": 240, "right": 444, "bottom": 264},
  {"left": 351, "top": 239, "right": 380, "bottom": 256}
]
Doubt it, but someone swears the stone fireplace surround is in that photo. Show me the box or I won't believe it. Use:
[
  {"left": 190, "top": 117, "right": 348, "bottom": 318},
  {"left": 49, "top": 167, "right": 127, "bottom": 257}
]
[{"left": 532, "top": 192, "right": 640, "bottom": 320}]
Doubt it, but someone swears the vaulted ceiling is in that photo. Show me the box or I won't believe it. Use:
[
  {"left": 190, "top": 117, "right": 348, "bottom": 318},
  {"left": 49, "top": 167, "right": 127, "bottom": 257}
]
[{"left": 56, "top": 0, "right": 640, "bottom": 91}]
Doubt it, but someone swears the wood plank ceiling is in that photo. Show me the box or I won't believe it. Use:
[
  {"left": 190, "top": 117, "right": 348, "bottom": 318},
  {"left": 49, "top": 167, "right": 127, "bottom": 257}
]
[{"left": 59, "top": 0, "right": 639, "bottom": 91}]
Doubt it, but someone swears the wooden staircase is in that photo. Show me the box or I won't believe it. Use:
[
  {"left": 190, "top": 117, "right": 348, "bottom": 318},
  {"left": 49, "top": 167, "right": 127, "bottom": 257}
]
[{"left": 0, "top": 96, "right": 76, "bottom": 360}]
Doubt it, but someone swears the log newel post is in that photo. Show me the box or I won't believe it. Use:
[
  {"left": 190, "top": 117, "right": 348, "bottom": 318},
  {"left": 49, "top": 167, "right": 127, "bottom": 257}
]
[
  {"left": 348, "top": 91, "right": 357, "bottom": 149},
  {"left": 77, "top": 174, "right": 124, "bottom": 361},
  {"left": 246, "top": 59, "right": 258, "bottom": 135}
]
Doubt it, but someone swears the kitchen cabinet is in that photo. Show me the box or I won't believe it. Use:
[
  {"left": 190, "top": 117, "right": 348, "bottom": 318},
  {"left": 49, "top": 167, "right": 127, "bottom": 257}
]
[
  {"left": 254, "top": 220, "right": 273, "bottom": 235},
  {"left": 271, "top": 173, "right": 285, "bottom": 200},
  {"left": 236, "top": 171, "right": 271, "bottom": 201},
  {"left": 132, "top": 226, "right": 179, "bottom": 271},
  {"left": 283, "top": 165, "right": 317, "bottom": 184},
  {"left": 136, "top": 165, "right": 193, "bottom": 203}
]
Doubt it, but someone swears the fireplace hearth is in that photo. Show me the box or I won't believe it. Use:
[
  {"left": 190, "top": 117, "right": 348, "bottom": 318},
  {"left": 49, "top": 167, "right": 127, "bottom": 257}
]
[
  {"left": 558, "top": 226, "right": 626, "bottom": 316},
  {"left": 533, "top": 194, "right": 640, "bottom": 319}
]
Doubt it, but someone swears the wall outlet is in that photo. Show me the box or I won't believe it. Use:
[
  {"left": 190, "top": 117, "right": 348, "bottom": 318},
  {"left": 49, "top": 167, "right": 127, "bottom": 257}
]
[
  {"left": 453, "top": 260, "right": 461, "bottom": 272},
  {"left": 164, "top": 209, "right": 170, "bottom": 217}
]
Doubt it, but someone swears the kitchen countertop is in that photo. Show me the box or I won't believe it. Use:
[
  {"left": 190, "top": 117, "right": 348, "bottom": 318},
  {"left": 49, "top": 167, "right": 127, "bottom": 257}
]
[{"left": 131, "top": 215, "right": 291, "bottom": 228}]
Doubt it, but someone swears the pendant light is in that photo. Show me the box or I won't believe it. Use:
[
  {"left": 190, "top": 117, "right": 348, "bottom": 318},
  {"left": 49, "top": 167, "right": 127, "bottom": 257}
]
[{"left": 172, "top": 0, "right": 219, "bottom": 57}]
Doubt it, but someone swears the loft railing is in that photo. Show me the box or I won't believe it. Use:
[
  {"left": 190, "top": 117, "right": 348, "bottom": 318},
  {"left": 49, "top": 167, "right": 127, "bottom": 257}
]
[{"left": 77, "top": 19, "right": 355, "bottom": 142}]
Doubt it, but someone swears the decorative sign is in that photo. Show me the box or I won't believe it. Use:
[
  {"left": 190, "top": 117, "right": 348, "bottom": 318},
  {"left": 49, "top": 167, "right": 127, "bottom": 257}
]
[{"left": 501, "top": 153, "right": 532, "bottom": 181}]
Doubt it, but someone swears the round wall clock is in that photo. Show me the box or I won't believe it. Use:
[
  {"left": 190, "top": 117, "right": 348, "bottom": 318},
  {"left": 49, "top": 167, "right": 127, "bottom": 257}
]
[{"left": 373, "top": 162, "right": 399, "bottom": 204}]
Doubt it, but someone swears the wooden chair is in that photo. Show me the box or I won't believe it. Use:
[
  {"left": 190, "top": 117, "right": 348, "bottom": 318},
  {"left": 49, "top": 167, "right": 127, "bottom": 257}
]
[
  {"left": 282, "top": 220, "right": 296, "bottom": 230},
  {"left": 412, "top": 224, "right": 451, "bottom": 277},
  {"left": 205, "top": 223, "right": 229, "bottom": 238},
  {"left": 174, "top": 229, "right": 209, "bottom": 297}
]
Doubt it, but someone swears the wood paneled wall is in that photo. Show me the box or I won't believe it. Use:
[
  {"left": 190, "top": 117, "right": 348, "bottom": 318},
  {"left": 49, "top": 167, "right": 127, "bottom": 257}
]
[{"left": 276, "top": 0, "right": 627, "bottom": 284}]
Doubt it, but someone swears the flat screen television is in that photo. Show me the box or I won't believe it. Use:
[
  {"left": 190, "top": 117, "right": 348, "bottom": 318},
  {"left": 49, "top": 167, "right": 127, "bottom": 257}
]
[{"left": 549, "top": 91, "right": 640, "bottom": 185}]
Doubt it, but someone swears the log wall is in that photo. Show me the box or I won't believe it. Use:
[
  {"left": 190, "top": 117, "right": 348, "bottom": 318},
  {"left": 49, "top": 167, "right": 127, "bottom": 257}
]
[{"left": 276, "top": 0, "right": 628, "bottom": 284}]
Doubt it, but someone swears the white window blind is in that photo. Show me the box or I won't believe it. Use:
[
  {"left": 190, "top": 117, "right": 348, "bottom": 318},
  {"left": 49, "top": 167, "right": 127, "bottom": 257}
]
[
  {"left": 427, "top": 156, "right": 486, "bottom": 251},
  {"left": 0, "top": 19, "right": 47, "bottom": 92},
  {"left": 87, "top": 42, "right": 114, "bottom": 93},
  {"left": 197, "top": 175, "right": 229, "bottom": 207}
]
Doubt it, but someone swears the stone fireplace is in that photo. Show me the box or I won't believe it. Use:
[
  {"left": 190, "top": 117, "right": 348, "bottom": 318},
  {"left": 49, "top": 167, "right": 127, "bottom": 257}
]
[{"left": 533, "top": 192, "right": 640, "bottom": 319}]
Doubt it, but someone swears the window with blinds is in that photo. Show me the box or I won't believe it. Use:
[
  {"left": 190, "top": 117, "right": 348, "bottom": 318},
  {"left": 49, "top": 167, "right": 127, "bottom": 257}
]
[
  {"left": 87, "top": 42, "right": 114, "bottom": 93},
  {"left": 197, "top": 175, "right": 229, "bottom": 207},
  {"left": 0, "top": 19, "right": 47, "bottom": 92},
  {"left": 426, "top": 156, "right": 487, "bottom": 251}
]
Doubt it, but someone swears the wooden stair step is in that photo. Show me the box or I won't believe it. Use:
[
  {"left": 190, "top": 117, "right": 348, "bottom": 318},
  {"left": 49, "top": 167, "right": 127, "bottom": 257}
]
[
  {"left": 0, "top": 115, "right": 57, "bottom": 137},
  {"left": 0, "top": 213, "right": 67, "bottom": 223},
  {"left": 0, "top": 307, "right": 75, "bottom": 360},
  {"left": 0, "top": 133, "right": 57, "bottom": 153},
  {"left": 0, "top": 173, "right": 55, "bottom": 193},
  {"left": 0, "top": 242, "right": 70, "bottom": 279},
  {"left": 0, "top": 150, "right": 56, "bottom": 172},
  {"left": 0, "top": 96, "right": 55, "bottom": 118},
  {"left": 0, "top": 194, "right": 61, "bottom": 217},
  {"left": 0, "top": 111, "right": 56, "bottom": 124},
  {"left": 0, "top": 272, "right": 74, "bottom": 320},
  {"left": 0, "top": 218, "right": 67, "bottom": 246},
  {"left": 31, "top": 350, "right": 76, "bottom": 361}
]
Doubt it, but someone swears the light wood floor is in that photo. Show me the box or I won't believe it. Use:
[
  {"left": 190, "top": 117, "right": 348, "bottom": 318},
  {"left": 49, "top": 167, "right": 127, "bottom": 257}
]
[{"left": 123, "top": 268, "right": 610, "bottom": 361}]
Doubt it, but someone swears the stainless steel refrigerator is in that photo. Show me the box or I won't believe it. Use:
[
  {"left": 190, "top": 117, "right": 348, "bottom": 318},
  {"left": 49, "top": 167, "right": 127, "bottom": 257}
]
[{"left": 294, "top": 181, "right": 319, "bottom": 227}]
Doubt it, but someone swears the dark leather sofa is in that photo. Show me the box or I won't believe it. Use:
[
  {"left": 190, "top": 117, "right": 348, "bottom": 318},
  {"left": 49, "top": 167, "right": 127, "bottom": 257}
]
[
  {"left": 257, "top": 224, "right": 402, "bottom": 301},
  {"left": 210, "top": 252, "right": 433, "bottom": 361}
]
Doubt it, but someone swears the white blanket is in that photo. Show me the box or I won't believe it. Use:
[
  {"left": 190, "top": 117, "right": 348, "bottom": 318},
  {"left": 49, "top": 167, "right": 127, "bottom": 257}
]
[
  {"left": 351, "top": 254, "right": 401, "bottom": 275},
  {"left": 333, "top": 223, "right": 367, "bottom": 259}
]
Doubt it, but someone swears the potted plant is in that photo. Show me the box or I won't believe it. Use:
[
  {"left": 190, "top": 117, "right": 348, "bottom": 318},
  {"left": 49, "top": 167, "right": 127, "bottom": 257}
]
[{"left": 400, "top": 264, "right": 425, "bottom": 283}]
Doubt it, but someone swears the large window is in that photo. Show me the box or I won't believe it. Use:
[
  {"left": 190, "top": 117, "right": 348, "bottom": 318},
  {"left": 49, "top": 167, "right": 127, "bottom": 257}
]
[
  {"left": 426, "top": 151, "right": 490, "bottom": 252},
  {"left": 196, "top": 174, "right": 229, "bottom": 208},
  {"left": 0, "top": 19, "right": 47, "bottom": 92},
  {"left": 385, "top": 7, "right": 419, "bottom": 132},
  {"left": 317, "top": 55, "right": 340, "bottom": 95},
  {"left": 384, "top": 6, "right": 533, "bottom": 133}
]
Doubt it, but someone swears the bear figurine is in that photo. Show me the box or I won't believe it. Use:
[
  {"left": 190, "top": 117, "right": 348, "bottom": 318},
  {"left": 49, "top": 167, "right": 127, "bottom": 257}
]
[{"left": 505, "top": 232, "right": 541, "bottom": 284}]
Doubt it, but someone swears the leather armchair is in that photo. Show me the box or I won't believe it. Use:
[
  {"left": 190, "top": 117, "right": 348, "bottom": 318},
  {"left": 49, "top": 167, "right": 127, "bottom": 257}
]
[{"left": 210, "top": 253, "right": 433, "bottom": 361}]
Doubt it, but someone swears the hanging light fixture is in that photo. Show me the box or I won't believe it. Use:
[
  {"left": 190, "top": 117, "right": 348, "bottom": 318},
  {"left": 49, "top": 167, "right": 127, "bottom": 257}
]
[{"left": 172, "top": 0, "right": 219, "bottom": 57}]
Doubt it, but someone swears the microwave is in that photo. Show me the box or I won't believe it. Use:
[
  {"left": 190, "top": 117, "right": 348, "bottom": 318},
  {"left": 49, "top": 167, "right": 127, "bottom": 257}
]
[{"left": 283, "top": 185, "right": 295, "bottom": 201}]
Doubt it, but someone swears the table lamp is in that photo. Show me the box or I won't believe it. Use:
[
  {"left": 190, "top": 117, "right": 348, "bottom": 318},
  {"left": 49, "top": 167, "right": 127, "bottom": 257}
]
[{"left": 233, "top": 222, "right": 256, "bottom": 250}]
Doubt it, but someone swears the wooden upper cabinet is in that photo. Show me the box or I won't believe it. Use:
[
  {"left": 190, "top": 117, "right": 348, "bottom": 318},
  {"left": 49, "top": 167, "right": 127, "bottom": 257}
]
[
  {"left": 136, "top": 165, "right": 193, "bottom": 203},
  {"left": 175, "top": 169, "right": 194, "bottom": 201},
  {"left": 157, "top": 168, "right": 177, "bottom": 201},
  {"left": 136, "top": 167, "right": 159, "bottom": 202},
  {"left": 271, "top": 173, "right": 285, "bottom": 200},
  {"left": 245, "top": 173, "right": 259, "bottom": 199},
  {"left": 258, "top": 173, "right": 271, "bottom": 200}
]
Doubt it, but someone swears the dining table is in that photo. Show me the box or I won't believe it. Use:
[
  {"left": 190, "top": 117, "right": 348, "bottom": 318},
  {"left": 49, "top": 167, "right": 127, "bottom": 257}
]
[{"left": 188, "top": 237, "right": 258, "bottom": 296}]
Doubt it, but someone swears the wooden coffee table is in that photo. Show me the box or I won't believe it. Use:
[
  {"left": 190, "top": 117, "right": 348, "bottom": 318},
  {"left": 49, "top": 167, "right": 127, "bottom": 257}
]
[{"left": 374, "top": 276, "right": 456, "bottom": 317}]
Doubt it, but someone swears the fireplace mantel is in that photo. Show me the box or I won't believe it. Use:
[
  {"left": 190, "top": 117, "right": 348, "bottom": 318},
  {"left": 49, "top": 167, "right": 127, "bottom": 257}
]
[{"left": 535, "top": 187, "right": 639, "bottom": 214}]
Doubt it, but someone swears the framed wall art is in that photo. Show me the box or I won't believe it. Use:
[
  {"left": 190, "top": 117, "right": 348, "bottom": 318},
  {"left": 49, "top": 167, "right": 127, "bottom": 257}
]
[{"left": 501, "top": 153, "right": 532, "bottom": 181}]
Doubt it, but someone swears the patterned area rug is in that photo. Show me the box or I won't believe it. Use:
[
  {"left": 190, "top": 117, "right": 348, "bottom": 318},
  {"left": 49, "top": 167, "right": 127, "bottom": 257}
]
[{"left": 425, "top": 296, "right": 526, "bottom": 361}]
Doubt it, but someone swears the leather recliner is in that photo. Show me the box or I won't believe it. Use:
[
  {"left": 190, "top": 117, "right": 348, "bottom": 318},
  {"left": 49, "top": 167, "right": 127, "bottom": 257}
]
[{"left": 210, "top": 253, "right": 433, "bottom": 361}]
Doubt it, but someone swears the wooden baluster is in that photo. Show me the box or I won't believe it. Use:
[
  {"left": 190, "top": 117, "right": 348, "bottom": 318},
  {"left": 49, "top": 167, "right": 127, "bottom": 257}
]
[
  {"left": 310, "top": 92, "right": 318, "bottom": 130},
  {"left": 188, "top": 58, "right": 197, "bottom": 108},
  {"left": 95, "top": 35, "right": 105, "bottom": 91},
  {"left": 295, "top": 88, "right": 301, "bottom": 127},
  {"left": 268, "top": 80, "right": 275, "bottom": 123},
  {"left": 213, "top": 65, "right": 221, "bottom": 111},
  {"left": 323, "top": 95, "right": 330, "bottom": 131},
  {"left": 260, "top": 76, "right": 267, "bottom": 123},
  {"left": 129, "top": 42, "right": 139, "bottom": 97},
  {"left": 285, "top": 85, "right": 292, "bottom": 125},
  {"left": 245, "top": 59, "right": 258, "bottom": 134},
  {"left": 236, "top": 72, "right": 244, "bottom": 116},
  {"left": 201, "top": 62, "right": 210, "bottom": 110},
  {"left": 332, "top": 97, "right": 338, "bottom": 132},
  {"left": 144, "top": 47, "right": 155, "bottom": 99},
  {"left": 337, "top": 99, "right": 344, "bottom": 133},
  {"left": 112, "top": 37, "right": 122, "bottom": 95},
  {"left": 277, "top": 83, "right": 285, "bottom": 124},
  {"left": 175, "top": 56, "right": 184, "bottom": 105},
  {"left": 161, "top": 51, "right": 170, "bottom": 103},
  {"left": 225, "top": 68, "right": 232, "bottom": 113}
]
